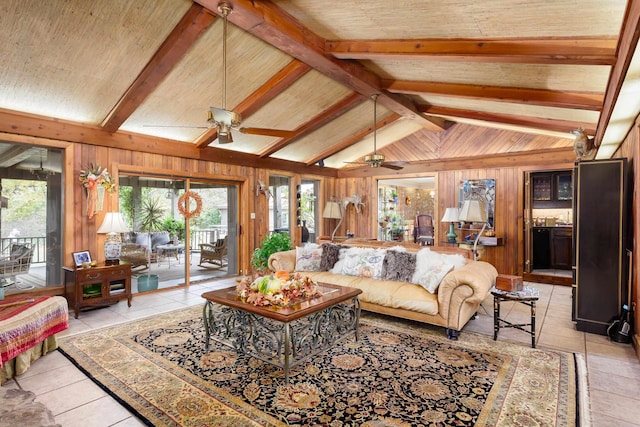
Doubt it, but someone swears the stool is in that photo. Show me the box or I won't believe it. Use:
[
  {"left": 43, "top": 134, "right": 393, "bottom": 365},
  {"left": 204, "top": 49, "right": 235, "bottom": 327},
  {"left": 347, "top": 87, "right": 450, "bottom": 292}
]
[{"left": 491, "top": 288, "right": 539, "bottom": 348}]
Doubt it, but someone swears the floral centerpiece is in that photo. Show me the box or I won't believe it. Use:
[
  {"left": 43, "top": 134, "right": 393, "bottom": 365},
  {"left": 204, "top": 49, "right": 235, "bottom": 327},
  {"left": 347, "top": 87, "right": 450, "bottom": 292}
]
[{"left": 236, "top": 270, "right": 321, "bottom": 307}]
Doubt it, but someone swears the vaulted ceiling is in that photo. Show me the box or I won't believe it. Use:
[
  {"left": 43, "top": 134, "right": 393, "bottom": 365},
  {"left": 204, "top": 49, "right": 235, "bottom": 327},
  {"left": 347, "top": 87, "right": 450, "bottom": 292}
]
[{"left": 1, "top": 0, "right": 639, "bottom": 174}]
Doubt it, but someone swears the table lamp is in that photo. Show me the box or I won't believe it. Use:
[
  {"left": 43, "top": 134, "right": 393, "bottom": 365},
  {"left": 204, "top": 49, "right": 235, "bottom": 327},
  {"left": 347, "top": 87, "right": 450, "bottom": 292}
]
[
  {"left": 457, "top": 199, "right": 488, "bottom": 260},
  {"left": 322, "top": 201, "right": 342, "bottom": 242},
  {"left": 97, "top": 212, "right": 130, "bottom": 265},
  {"left": 441, "top": 207, "right": 460, "bottom": 243}
]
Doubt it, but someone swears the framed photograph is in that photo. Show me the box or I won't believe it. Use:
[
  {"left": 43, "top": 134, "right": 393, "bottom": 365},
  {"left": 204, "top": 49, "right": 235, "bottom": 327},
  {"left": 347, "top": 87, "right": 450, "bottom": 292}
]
[{"left": 72, "top": 250, "right": 92, "bottom": 267}]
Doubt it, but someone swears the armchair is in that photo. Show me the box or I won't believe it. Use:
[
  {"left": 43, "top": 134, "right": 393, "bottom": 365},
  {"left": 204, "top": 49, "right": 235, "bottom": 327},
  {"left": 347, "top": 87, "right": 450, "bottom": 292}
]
[
  {"left": 0, "top": 243, "right": 34, "bottom": 286},
  {"left": 414, "top": 214, "right": 435, "bottom": 246},
  {"left": 199, "top": 237, "right": 228, "bottom": 269},
  {"left": 119, "top": 243, "right": 149, "bottom": 269}
]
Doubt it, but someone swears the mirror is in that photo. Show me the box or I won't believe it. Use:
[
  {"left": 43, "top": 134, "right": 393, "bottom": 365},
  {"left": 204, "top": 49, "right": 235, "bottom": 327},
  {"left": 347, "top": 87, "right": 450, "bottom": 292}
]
[{"left": 459, "top": 179, "right": 495, "bottom": 228}]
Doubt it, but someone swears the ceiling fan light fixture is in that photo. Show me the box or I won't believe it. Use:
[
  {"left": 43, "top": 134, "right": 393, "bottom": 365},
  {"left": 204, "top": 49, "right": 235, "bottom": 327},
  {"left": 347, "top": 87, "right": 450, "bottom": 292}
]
[
  {"left": 364, "top": 153, "right": 385, "bottom": 167},
  {"left": 217, "top": 123, "right": 233, "bottom": 144}
]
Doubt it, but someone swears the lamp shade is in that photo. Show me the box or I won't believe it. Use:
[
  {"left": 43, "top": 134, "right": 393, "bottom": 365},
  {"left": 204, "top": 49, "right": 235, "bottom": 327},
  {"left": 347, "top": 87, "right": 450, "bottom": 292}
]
[
  {"left": 97, "top": 212, "right": 130, "bottom": 265},
  {"left": 322, "top": 202, "right": 342, "bottom": 219},
  {"left": 458, "top": 200, "right": 487, "bottom": 223},
  {"left": 97, "top": 212, "right": 130, "bottom": 234},
  {"left": 441, "top": 207, "right": 459, "bottom": 223}
]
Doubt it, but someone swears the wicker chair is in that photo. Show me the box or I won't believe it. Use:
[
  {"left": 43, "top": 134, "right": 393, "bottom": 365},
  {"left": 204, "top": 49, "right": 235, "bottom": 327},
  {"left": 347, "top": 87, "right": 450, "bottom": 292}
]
[
  {"left": 413, "top": 214, "right": 435, "bottom": 246},
  {"left": 119, "top": 243, "right": 149, "bottom": 270},
  {"left": 199, "top": 237, "right": 228, "bottom": 269},
  {"left": 0, "top": 243, "right": 34, "bottom": 286}
]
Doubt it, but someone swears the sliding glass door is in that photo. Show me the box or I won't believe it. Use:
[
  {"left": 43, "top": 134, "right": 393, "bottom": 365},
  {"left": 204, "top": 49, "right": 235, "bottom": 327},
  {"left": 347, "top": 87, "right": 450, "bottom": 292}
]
[{"left": 118, "top": 174, "right": 239, "bottom": 292}]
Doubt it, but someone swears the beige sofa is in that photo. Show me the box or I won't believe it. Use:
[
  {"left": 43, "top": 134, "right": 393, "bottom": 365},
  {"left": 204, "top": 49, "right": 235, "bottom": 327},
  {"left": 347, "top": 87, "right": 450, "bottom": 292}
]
[{"left": 268, "top": 239, "right": 498, "bottom": 339}]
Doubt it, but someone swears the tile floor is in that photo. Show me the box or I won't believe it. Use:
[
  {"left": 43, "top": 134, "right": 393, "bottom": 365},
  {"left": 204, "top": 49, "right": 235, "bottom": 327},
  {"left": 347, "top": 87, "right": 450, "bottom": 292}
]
[{"left": 3, "top": 279, "right": 640, "bottom": 426}]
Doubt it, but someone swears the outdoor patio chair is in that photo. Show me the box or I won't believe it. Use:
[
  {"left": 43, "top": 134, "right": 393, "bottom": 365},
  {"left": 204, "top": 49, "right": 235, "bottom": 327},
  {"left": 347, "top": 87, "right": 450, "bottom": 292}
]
[
  {"left": 119, "top": 243, "right": 149, "bottom": 270},
  {"left": 0, "top": 243, "right": 34, "bottom": 287},
  {"left": 199, "top": 236, "right": 228, "bottom": 269}
]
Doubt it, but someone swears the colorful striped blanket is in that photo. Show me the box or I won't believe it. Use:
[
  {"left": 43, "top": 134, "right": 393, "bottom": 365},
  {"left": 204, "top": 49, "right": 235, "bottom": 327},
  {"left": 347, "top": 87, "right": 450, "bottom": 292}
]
[{"left": 0, "top": 296, "right": 69, "bottom": 368}]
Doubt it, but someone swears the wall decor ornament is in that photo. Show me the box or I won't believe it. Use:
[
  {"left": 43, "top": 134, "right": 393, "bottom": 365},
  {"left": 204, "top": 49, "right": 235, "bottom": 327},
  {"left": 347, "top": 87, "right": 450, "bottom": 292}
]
[
  {"left": 79, "top": 163, "right": 116, "bottom": 219},
  {"left": 177, "top": 191, "right": 203, "bottom": 219}
]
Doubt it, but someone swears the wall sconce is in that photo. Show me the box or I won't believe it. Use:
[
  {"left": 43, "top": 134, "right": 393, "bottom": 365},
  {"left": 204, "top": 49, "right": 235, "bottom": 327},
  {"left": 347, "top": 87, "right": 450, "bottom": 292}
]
[
  {"left": 322, "top": 201, "right": 342, "bottom": 242},
  {"left": 97, "top": 212, "right": 130, "bottom": 265},
  {"left": 441, "top": 207, "right": 460, "bottom": 243}
]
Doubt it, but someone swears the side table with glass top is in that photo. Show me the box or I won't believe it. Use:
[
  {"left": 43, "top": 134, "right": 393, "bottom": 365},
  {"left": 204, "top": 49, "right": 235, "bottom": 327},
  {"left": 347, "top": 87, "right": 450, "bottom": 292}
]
[{"left": 491, "top": 287, "right": 539, "bottom": 348}]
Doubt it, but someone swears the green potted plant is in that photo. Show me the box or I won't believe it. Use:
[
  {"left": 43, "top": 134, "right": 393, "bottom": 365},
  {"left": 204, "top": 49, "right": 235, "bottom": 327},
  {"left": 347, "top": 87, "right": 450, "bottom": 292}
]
[
  {"left": 137, "top": 197, "right": 165, "bottom": 292},
  {"left": 251, "top": 232, "right": 293, "bottom": 275},
  {"left": 162, "top": 217, "right": 185, "bottom": 243}
]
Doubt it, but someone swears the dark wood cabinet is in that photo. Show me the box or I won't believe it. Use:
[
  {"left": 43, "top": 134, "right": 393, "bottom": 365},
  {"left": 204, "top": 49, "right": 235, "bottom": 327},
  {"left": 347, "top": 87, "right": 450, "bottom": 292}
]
[
  {"left": 532, "top": 228, "right": 550, "bottom": 269},
  {"left": 532, "top": 170, "right": 572, "bottom": 208},
  {"left": 574, "top": 159, "right": 628, "bottom": 335},
  {"left": 550, "top": 228, "right": 572, "bottom": 269},
  {"left": 63, "top": 263, "right": 132, "bottom": 318}
]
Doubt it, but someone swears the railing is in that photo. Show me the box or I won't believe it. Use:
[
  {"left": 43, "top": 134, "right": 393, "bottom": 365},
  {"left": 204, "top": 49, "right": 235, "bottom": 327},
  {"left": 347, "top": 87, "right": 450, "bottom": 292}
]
[
  {"left": 0, "top": 237, "right": 47, "bottom": 263},
  {"left": 0, "top": 229, "right": 227, "bottom": 264},
  {"left": 189, "top": 227, "right": 227, "bottom": 251}
]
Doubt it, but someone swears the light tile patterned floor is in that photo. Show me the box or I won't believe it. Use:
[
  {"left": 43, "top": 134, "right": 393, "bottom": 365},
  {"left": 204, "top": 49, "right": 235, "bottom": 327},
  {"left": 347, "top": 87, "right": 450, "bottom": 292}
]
[{"left": 3, "top": 279, "right": 639, "bottom": 426}]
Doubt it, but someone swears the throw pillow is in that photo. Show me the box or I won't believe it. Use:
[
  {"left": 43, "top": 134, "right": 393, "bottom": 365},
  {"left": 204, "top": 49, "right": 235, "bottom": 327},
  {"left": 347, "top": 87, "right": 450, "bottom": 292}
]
[
  {"left": 414, "top": 263, "right": 454, "bottom": 294},
  {"left": 339, "top": 247, "right": 386, "bottom": 279},
  {"left": 295, "top": 244, "right": 322, "bottom": 271},
  {"left": 383, "top": 250, "right": 416, "bottom": 282},
  {"left": 320, "top": 243, "right": 345, "bottom": 271},
  {"left": 411, "top": 248, "right": 456, "bottom": 294}
]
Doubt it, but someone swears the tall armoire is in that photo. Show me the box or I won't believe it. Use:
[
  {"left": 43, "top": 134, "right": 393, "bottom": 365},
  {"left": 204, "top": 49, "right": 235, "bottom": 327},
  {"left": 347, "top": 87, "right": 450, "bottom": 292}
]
[{"left": 573, "top": 158, "right": 629, "bottom": 335}]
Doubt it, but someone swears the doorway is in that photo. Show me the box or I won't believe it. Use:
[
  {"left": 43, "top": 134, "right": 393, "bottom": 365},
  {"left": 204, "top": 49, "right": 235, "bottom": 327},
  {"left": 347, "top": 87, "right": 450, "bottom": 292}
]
[
  {"left": 118, "top": 174, "right": 239, "bottom": 292},
  {"left": 524, "top": 170, "right": 573, "bottom": 285}
]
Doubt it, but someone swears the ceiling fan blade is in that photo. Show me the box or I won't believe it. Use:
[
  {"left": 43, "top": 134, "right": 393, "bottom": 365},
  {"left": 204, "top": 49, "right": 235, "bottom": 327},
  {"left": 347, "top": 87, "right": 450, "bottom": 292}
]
[
  {"left": 239, "top": 127, "right": 297, "bottom": 138},
  {"left": 143, "top": 124, "right": 209, "bottom": 129},
  {"left": 381, "top": 162, "right": 404, "bottom": 170}
]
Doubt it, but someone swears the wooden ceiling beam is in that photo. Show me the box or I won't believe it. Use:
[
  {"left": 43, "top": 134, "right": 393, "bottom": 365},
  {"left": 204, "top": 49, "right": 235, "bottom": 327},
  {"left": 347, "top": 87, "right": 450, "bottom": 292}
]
[
  {"left": 0, "top": 108, "right": 337, "bottom": 176},
  {"left": 194, "top": 0, "right": 447, "bottom": 132},
  {"left": 384, "top": 80, "right": 604, "bottom": 110},
  {"left": 102, "top": 4, "right": 216, "bottom": 134},
  {"left": 327, "top": 37, "right": 617, "bottom": 65},
  {"left": 258, "top": 92, "right": 366, "bottom": 157},
  {"left": 419, "top": 105, "right": 597, "bottom": 135},
  {"left": 594, "top": 0, "right": 640, "bottom": 146},
  {"left": 195, "top": 58, "right": 311, "bottom": 148},
  {"left": 305, "top": 113, "right": 401, "bottom": 166}
]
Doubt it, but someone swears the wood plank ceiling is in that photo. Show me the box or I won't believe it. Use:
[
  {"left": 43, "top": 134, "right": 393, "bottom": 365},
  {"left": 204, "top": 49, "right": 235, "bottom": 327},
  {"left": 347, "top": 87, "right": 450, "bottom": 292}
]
[{"left": 0, "top": 0, "right": 638, "bottom": 174}]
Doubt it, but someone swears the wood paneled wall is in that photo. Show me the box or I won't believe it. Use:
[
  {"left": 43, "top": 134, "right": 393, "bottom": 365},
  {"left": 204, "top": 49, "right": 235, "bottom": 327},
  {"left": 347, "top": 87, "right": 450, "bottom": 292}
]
[
  {"left": 613, "top": 117, "right": 639, "bottom": 356},
  {"left": 332, "top": 160, "right": 575, "bottom": 275}
]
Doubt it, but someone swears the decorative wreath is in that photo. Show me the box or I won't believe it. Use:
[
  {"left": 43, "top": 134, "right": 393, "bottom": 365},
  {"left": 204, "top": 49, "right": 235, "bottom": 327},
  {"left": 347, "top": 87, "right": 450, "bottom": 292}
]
[{"left": 178, "top": 191, "right": 203, "bottom": 219}]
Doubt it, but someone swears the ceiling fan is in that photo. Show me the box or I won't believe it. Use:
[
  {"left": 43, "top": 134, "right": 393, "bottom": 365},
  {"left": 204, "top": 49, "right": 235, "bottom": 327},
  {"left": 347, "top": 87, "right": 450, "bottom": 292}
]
[
  {"left": 144, "top": 2, "right": 295, "bottom": 143},
  {"left": 345, "top": 94, "right": 404, "bottom": 170},
  {"left": 207, "top": 2, "right": 296, "bottom": 143}
]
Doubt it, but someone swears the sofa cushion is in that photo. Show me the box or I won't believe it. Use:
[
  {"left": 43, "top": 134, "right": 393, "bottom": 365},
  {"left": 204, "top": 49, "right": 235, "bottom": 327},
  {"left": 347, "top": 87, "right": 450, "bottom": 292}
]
[
  {"left": 383, "top": 250, "right": 416, "bottom": 282},
  {"left": 295, "top": 244, "right": 322, "bottom": 272},
  {"left": 320, "top": 243, "right": 345, "bottom": 271},
  {"left": 305, "top": 272, "right": 438, "bottom": 316}
]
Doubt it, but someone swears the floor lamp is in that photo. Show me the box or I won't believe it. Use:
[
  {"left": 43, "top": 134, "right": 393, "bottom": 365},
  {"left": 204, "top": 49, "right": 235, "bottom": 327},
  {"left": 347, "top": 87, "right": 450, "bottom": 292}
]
[
  {"left": 323, "top": 201, "right": 342, "bottom": 242},
  {"left": 457, "top": 199, "right": 487, "bottom": 261}
]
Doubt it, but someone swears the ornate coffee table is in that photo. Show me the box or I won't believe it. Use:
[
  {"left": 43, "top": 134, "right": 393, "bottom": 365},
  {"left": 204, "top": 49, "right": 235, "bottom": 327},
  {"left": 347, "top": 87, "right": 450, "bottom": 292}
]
[{"left": 201, "top": 282, "right": 362, "bottom": 383}]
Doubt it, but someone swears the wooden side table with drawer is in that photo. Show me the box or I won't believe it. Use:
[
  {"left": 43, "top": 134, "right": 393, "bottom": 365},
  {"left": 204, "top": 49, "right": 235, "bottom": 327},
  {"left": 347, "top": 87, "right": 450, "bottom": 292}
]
[{"left": 63, "top": 263, "right": 132, "bottom": 318}]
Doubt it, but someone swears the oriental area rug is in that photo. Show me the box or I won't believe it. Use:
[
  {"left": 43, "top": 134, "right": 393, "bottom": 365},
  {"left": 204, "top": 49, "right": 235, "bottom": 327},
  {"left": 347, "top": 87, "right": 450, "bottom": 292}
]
[{"left": 58, "top": 306, "right": 586, "bottom": 427}]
